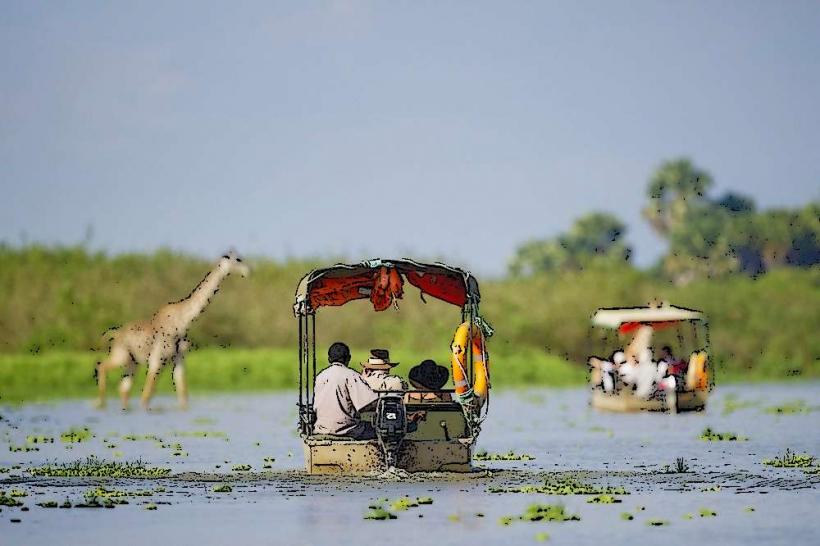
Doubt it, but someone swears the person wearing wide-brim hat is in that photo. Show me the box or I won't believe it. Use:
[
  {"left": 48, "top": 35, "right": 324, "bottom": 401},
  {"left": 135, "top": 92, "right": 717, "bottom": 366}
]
[
  {"left": 361, "top": 349, "right": 407, "bottom": 392},
  {"left": 405, "top": 359, "right": 452, "bottom": 402}
]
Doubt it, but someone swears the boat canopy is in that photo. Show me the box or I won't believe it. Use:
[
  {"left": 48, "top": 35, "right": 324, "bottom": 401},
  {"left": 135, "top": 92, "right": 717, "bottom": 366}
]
[
  {"left": 293, "top": 258, "right": 480, "bottom": 315},
  {"left": 591, "top": 305, "right": 705, "bottom": 330}
]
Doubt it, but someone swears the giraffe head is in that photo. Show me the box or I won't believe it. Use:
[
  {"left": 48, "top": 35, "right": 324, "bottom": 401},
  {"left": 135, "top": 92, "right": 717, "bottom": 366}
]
[{"left": 219, "top": 249, "right": 250, "bottom": 278}]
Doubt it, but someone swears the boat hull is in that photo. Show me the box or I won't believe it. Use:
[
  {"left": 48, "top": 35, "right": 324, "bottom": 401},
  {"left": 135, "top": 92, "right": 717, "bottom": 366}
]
[{"left": 590, "top": 388, "right": 708, "bottom": 413}]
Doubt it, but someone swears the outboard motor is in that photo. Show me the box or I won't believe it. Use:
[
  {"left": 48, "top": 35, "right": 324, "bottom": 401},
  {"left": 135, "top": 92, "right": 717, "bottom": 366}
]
[{"left": 374, "top": 394, "right": 407, "bottom": 468}]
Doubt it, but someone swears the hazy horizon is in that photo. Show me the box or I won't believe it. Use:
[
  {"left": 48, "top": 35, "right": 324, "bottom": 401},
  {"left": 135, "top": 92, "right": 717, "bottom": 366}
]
[{"left": 2, "top": 1, "right": 818, "bottom": 276}]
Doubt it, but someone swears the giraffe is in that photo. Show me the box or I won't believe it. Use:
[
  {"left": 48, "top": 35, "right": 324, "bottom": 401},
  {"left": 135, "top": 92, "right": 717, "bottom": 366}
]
[{"left": 95, "top": 251, "right": 250, "bottom": 410}]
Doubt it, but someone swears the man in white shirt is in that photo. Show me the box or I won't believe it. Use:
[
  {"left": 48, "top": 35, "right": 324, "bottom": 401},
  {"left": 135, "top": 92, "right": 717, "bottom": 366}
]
[{"left": 313, "top": 342, "right": 379, "bottom": 439}]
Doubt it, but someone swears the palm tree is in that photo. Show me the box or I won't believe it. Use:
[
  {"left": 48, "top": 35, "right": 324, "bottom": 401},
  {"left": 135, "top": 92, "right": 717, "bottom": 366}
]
[{"left": 643, "top": 158, "right": 713, "bottom": 235}]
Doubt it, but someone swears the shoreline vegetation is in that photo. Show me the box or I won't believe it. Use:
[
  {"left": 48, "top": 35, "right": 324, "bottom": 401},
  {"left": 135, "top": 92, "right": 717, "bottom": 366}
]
[
  {"left": 0, "top": 347, "right": 815, "bottom": 405},
  {"left": 0, "top": 245, "right": 818, "bottom": 404}
]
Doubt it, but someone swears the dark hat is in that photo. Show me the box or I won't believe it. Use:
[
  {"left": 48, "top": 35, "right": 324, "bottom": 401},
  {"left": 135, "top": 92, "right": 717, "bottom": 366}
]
[
  {"left": 361, "top": 348, "right": 399, "bottom": 370},
  {"left": 409, "top": 359, "right": 450, "bottom": 391}
]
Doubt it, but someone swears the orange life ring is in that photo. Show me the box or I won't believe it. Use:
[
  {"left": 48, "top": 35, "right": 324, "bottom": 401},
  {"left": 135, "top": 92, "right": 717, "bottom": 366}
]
[{"left": 451, "top": 321, "right": 490, "bottom": 404}]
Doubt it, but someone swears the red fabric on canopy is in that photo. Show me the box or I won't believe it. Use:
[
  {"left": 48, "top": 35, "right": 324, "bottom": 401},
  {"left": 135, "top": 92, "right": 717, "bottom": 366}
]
[
  {"left": 618, "top": 321, "right": 681, "bottom": 335},
  {"left": 405, "top": 270, "right": 468, "bottom": 307}
]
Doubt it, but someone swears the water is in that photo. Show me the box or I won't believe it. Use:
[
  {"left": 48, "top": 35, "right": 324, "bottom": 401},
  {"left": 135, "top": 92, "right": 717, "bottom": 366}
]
[{"left": 2, "top": 383, "right": 818, "bottom": 545}]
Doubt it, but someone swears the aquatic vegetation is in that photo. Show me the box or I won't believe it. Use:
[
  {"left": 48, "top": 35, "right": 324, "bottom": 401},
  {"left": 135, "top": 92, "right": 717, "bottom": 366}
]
[
  {"left": 646, "top": 518, "right": 669, "bottom": 526},
  {"left": 145, "top": 503, "right": 157, "bottom": 510},
  {"left": 534, "top": 532, "right": 550, "bottom": 542},
  {"left": 447, "top": 514, "right": 461, "bottom": 522},
  {"left": 620, "top": 512, "right": 634, "bottom": 521},
  {"left": 172, "top": 430, "right": 227, "bottom": 439},
  {"left": 587, "top": 494, "right": 621, "bottom": 504},
  {"left": 212, "top": 484, "right": 233, "bottom": 493},
  {"left": 764, "top": 400, "right": 815, "bottom": 415},
  {"left": 231, "top": 464, "right": 252, "bottom": 471},
  {"left": 763, "top": 448, "right": 816, "bottom": 468},
  {"left": 498, "top": 516, "right": 514, "bottom": 526},
  {"left": 700, "top": 485, "right": 722, "bottom": 492},
  {"left": 60, "top": 499, "right": 72, "bottom": 508},
  {"left": 661, "top": 458, "right": 690, "bottom": 473},
  {"left": 37, "top": 501, "right": 58, "bottom": 508},
  {"left": 363, "top": 508, "right": 397, "bottom": 520},
  {"left": 518, "top": 503, "right": 580, "bottom": 522},
  {"left": 391, "top": 497, "right": 419, "bottom": 511},
  {"left": 474, "top": 449, "right": 535, "bottom": 461},
  {"left": 192, "top": 417, "right": 216, "bottom": 425},
  {"left": 8, "top": 489, "right": 27, "bottom": 497},
  {"left": 683, "top": 513, "right": 693, "bottom": 520},
  {"left": 0, "top": 491, "right": 24, "bottom": 507},
  {"left": 489, "top": 475, "right": 627, "bottom": 496},
  {"left": 60, "top": 427, "right": 93, "bottom": 443},
  {"left": 9, "top": 444, "right": 38, "bottom": 452},
  {"left": 699, "top": 507, "right": 717, "bottom": 517},
  {"left": 26, "top": 434, "right": 53, "bottom": 444},
  {"left": 28, "top": 457, "right": 171, "bottom": 478},
  {"left": 744, "top": 506, "right": 755, "bottom": 513},
  {"left": 122, "top": 434, "right": 163, "bottom": 442},
  {"left": 699, "top": 427, "right": 748, "bottom": 441},
  {"left": 85, "top": 487, "right": 151, "bottom": 498},
  {"left": 721, "top": 393, "right": 760, "bottom": 415},
  {"left": 416, "top": 496, "right": 433, "bottom": 505}
]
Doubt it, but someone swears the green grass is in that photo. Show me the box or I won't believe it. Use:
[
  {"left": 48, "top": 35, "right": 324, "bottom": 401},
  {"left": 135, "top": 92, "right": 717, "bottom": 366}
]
[
  {"left": 0, "top": 347, "right": 583, "bottom": 404},
  {"left": 762, "top": 449, "right": 816, "bottom": 468}
]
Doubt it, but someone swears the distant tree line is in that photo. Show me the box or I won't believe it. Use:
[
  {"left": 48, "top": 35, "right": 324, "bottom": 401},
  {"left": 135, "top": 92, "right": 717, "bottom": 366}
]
[{"left": 510, "top": 157, "right": 819, "bottom": 284}]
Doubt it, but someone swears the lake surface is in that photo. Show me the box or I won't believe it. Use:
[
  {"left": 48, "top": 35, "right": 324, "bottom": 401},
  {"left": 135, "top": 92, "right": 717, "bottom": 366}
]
[{"left": 2, "top": 383, "right": 819, "bottom": 545}]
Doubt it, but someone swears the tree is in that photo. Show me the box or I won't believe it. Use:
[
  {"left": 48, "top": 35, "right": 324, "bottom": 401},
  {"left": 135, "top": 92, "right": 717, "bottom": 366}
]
[
  {"left": 643, "top": 158, "right": 713, "bottom": 235},
  {"left": 509, "top": 213, "right": 631, "bottom": 276}
]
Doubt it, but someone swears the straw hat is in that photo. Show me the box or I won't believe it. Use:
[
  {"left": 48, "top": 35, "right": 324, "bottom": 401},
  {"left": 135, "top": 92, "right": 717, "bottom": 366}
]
[{"left": 361, "top": 349, "right": 399, "bottom": 370}]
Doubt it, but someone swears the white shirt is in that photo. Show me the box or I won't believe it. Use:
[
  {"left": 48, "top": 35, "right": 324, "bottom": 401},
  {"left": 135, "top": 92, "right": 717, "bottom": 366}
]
[{"left": 313, "top": 363, "right": 378, "bottom": 435}]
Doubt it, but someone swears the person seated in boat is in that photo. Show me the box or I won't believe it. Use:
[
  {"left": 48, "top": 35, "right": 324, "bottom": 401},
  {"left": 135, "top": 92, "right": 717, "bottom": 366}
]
[
  {"left": 617, "top": 351, "right": 639, "bottom": 388},
  {"left": 313, "top": 342, "right": 379, "bottom": 440},
  {"left": 405, "top": 359, "right": 452, "bottom": 402},
  {"left": 361, "top": 349, "right": 407, "bottom": 392},
  {"left": 633, "top": 348, "right": 660, "bottom": 399},
  {"left": 659, "top": 345, "right": 688, "bottom": 379},
  {"left": 588, "top": 351, "right": 624, "bottom": 393}
]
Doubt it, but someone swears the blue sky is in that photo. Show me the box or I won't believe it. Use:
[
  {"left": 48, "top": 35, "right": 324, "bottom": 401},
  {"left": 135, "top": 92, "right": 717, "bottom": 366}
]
[{"left": 1, "top": 1, "right": 818, "bottom": 275}]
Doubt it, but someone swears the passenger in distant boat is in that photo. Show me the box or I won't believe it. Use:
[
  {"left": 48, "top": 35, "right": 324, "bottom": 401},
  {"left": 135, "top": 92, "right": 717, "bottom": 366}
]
[
  {"left": 634, "top": 348, "right": 660, "bottom": 399},
  {"left": 659, "top": 346, "right": 688, "bottom": 379},
  {"left": 361, "top": 349, "right": 407, "bottom": 392},
  {"left": 405, "top": 359, "right": 452, "bottom": 402}
]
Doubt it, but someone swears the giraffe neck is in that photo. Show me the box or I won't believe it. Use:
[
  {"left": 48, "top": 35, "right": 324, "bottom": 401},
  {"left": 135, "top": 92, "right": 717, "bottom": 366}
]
[{"left": 176, "top": 265, "right": 229, "bottom": 331}]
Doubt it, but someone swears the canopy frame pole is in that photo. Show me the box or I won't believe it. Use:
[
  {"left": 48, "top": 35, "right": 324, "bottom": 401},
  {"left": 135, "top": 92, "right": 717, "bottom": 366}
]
[{"left": 311, "top": 313, "right": 317, "bottom": 403}]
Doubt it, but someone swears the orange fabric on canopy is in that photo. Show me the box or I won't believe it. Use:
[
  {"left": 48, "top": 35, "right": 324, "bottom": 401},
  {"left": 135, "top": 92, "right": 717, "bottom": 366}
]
[{"left": 405, "top": 270, "right": 468, "bottom": 307}]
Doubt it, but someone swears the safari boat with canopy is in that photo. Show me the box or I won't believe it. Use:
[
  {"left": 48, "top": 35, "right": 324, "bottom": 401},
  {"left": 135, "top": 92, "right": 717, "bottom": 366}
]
[
  {"left": 293, "top": 259, "right": 493, "bottom": 474},
  {"left": 588, "top": 303, "right": 711, "bottom": 413}
]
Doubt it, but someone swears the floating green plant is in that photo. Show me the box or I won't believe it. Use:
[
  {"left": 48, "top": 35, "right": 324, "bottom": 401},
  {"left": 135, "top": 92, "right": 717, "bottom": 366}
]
[
  {"left": 763, "top": 449, "right": 815, "bottom": 468},
  {"left": 8, "top": 489, "right": 27, "bottom": 497},
  {"left": 721, "top": 393, "right": 760, "bottom": 416},
  {"left": 37, "top": 501, "right": 58, "bottom": 508},
  {"left": 587, "top": 494, "right": 621, "bottom": 504},
  {"left": 364, "top": 508, "right": 397, "bottom": 520},
  {"left": 28, "top": 457, "right": 171, "bottom": 478},
  {"left": 518, "top": 503, "right": 580, "bottom": 522},
  {"left": 699, "top": 427, "right": 748, "bottom": 441},
  {"left": 474, "top": 449, "right": 535, "bottom": 461},
  {"left": 646, "top": 518, "right": 669, "bottom": 526},
  {"left": 744, "top": 506, "right": 755, "bottom": 513},
  {"left": 764, "top": 400, "right": 815, "bottom": 415},
  {"left": 489, "top": 475, "right": 627, "bottom": 496},
  {"left": 700, "top": 485, "right": 721, "bottom": 493},
  {"left": 9, "top": 444, "right": 38, "bottom": 452},
  {"left": 60, "top": 427, "right": 93, "bottom": 443},
  {"left": 122, "top": 434, "right": 163, "bottom": 442},
  {"left": 683, "top": 513, "right": 693, "bottom": 520},
  {"left": 172, "top": 430, "right": 227, "bottom": 439},
  {"left": 391, "top": 497, "right": 419, "bottom": 511},
  {"left": 212, "top": 484, "right": 232, "bottom": 493},
  {"left": 145, "top": 503, "right": 157, "bottom": 511},
  {"left": 0, "top": 492, "right": 24, "bottom": 507},
  {"left": 498, "top": 516, "right": 514, "bottom": 526},
  {"left": 660, "top": 458, "right": 690, "bottom": 473},
  {"left": 699, "top": 508, "right": 717, "bottom": 518},
  {"left": 620, "top": 512, "right": 634, "bottom": 521},
  {"left": 26, "top": 435, "right": 53, "bottom": 444},
  {"left": 535, "top": 532, "right": 550, "bottom": 542},
  {"left": 417, "top": 496, "right": 433, "bottom": 505},
  {"left": 231, "top": 464, "right": 251, "bottom": 471}
]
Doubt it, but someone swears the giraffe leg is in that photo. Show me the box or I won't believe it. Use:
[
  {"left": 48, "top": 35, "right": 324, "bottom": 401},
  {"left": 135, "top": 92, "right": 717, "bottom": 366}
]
[
  {"left": 172, "top": 352, "right": 188, "bottom": 410},
  {"left": 95, "top": 345, "right": 129, "bottom": 409},
  {"left": 140, "top": 349, "right": 163, "bottom": 411},
  {"left": 119, "top": 359, "right": 137, "bottom": 411}
]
